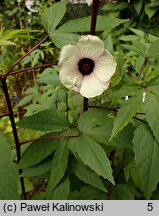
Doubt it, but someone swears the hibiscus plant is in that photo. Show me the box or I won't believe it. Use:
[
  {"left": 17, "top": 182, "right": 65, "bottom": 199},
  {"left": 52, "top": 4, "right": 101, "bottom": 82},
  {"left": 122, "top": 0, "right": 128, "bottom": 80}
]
[{"left": 1, "top": 0, "right": 159, "bottom": 200}]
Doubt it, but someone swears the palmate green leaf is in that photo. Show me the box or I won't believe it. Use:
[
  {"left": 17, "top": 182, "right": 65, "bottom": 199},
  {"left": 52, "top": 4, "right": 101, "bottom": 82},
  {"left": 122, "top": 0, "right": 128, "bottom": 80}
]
[
  {"left": 150, "top": 26, "right": 159, "bottom": 38},
  {"left": 17, "top": 108, "right": 69, "bottom": 132},
  {"left": 148, "top": 33, "right": 159, "bottom": 42},
  {"left": 133, "top": 125, "right": 159, "bottom": 199},
  {"left": 101, "top": 2, "right": 128, "bottom": 11},
  {"left": 111, "top": 125, "right": 134, "bottom": 149},
  {"left": 58, "top": 15, "right": 129, "bottom": 33},
  {"left": 122, "top": 40, "right": 148, "bottom": 57},
  {"left": 71, "top": 160, "right": 107, "bottom": 192},
  {"left": 104, "top": 35, "right": 114, "bottom": 54},
  {"left": 111, "top": 49, "right": 125, "bottom": 86},
  {"left": 125, "top": 161, "right": 141, "bottom": 189},
  {"left": 143, "top": 67, "right": 159, "bottom": 83},
  {"left": 112, "top": 184, "right": 134, "bottom": 200},
  {"left": 17, "top": 94, "right": 34, "bottom": 107},
  {"left": 119, "top": 35, "right": 140, "bottom": 41},
  {"left": 41, "top": 1, "right": 66, "bottom": 34},
  {"left": 133, "top": 0, "right": 143, "bottom": 14},
  {"left": 50, "top": 32, "right": 79, "bottom": 49},
  {"left": 21, "top": 157, "right": 52, "bottom": 177},
  {"left": 90, "top": 122, "right": 134, "bottom": 149},
  {"left": 111, "top": 84, "right": 143, "bottom": 99},
  {"left": 114, "top": 2, "right": 128, "bottom": 10},
  {"left": 0, "top": 39, "right": 16, "bottom": 46},
  {"left": 0, "top": 136, "right": 19, "bottom": 199},
  {"left": 18, "top": 132, "right": 60, "bottom": 169},
  {"left": 69, "top": 135, "right": 114, "bottom": 184},
  {"left": 3, "top": 29, "right": 25, "bottom": 39},
  {"left": 79, "top": 109, "right": 112, "bottom": 144},
  {"left": 74, "top": 186, "right": 106, "bottom": 200},
  {"left": 96, "top": 16, "right": 129, "bottom": 32},
  {"left": 148, "top": 39, "right": 159, "bottom": 57},
  {"left": 46, "top": 139, "right": 69, "bottom": 198},
  {"left": 22, "top": 178, "right": 34, "bottom": 193},
  {"left": 37, "top": 67, "right": 61, "bottom": 86},
  {"left": 25, "top": 104, "right": 45, "bottom": 116},
  {"left": 57, "top": 16, "right": 90, "bottom": 32},
  {"left": 48, "top": 177, "right": 70, "bottom": 200},
  {"left": 38, "top": 74, "right": 61, "bottom": 86},
  {"left": 110, "top": 93, "right": 142, "bottom": 140},
  {"left": 78, "top": 109, "right": 134, "bottom": 149},
  {"left": 135, "top": 55, "right": 145, "bottom": 73},
  {"left": 129, "top": 28, "right": 145, "bottom": 37},
  {"left": 3, "top": 29, "right": 39, "bottom": 40},
  {"left": 148, "top": 78, "right": 159, "bottom": 95},
  {"left": 144, "top": 92, "right": 159, "bottom": 142},
  {"left": 145, "top": 2, "right": 159, "bottom": 19},
  {"left": 101, "top": 2, "right": 115, "bottom": 11},
  {"left": 78, "top": 108, "right": 107, "bottom": 133}
]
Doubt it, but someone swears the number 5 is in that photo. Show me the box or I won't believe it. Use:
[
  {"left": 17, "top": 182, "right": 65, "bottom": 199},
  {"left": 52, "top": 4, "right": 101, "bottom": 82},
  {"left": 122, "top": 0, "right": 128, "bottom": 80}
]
[{"left": 147, "top": 203, "right": 153, "bottom": 211}]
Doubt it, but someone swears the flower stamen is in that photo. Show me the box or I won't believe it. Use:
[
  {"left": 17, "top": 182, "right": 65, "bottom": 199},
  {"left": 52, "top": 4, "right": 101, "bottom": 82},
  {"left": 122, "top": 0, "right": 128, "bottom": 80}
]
[
  {"left": 58, "top": 35, "right": 116, "bottom": 98},
  {"left": 78, "top": 58, "right": 94, "bottom": 75}
]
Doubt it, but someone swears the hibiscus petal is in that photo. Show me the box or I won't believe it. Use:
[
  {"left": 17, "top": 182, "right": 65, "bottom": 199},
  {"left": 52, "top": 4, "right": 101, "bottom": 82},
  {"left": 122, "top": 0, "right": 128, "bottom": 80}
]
[
  {"left": 58, "top": 44, "right": 80, "bottom": 66},
  {"left": 80, "top": 73, "right": 110, "bottom": 98},
  {"left": 77, "top": 35, "right": 104, "bottom": 60},
  {"left": 59, "top": 63, "right": 83, "bottom": 91},
  {"left": 94, "top": 50, "right": 116, "bottom": 82}
]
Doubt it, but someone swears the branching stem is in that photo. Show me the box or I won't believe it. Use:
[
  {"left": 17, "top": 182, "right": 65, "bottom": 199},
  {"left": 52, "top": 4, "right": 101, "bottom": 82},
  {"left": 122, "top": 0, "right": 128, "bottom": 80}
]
[
  {"left": 1, "top": 78, "right": 26, "bottom": 199},
  {"left": 3, "top": 34, "right": 49, "bottom": 79},
  {"left": 20, "top": 133, "right": 82, "bottom": 145},
  {"left": 0, "top": 34, "right": 49, "bottom": 199},
  {"left": 8, "top": 63, "right": 54, "bottom": 76}
]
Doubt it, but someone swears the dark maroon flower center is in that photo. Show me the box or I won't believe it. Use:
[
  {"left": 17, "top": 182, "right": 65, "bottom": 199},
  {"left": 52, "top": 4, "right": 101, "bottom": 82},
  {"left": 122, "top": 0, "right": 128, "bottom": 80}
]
[{"left": 78, "top": 58, "right": 94, "bottom": 75}]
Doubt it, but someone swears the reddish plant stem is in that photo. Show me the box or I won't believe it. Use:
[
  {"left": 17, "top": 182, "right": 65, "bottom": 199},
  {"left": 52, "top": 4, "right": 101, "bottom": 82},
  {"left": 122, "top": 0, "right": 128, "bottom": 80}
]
[
  {"left": 136, "top": 112, "right": 145, "bottom": 115},
  {"left": 8, "top": 63, "right": 54, "bottom": 76},
  {"left": 0, "top": 111, "right": 26, "bottom": 119},
  {"left": 26, "top": 179, "right": 46, "bottom": 200},
  {"left": 0, "top": 34, "right": 49, "bottom": 199},
  {"left": 88, "top": 105, "right": 118, "bottom": 112},
  {"left": 1, "top": 78, "right": 26, "bottom": 199},
  {"left": 1, "top": 79, "right": 21, "bottom": 161},
  {"left": 83, "top": 0, "right": 100, "bottom": 112},
  {"left": 90, "top": 0, "right": 100, "bottom": 35},
  {"left": 108, "top": 150, "right": 115, "bottom": 200},
  {"left": 4, "top": 34, "right": 49, "bottom": 79},
  {"left": 137, "top": 58, "right": 147, "bottom": 80},
  {"left": 0, "top": 113, "right": 9, "bottom": 118},
  {"left": 87, "top": 105, "right": 146, "bottom": 123},
  {"left": 83, "top": 97, "right": 88, "bottom": 112},
  {"left": 65, "top": 90, "right": 69, "bottom": 119},
  {"left": 133, "top": 116, "right": 146, "bottom": 123},
  {"left": 88, "top": 105, "right": 145, "bottom": 115},
  {"left": 20, "top": 133, "right": 82, "bottom": 145}
]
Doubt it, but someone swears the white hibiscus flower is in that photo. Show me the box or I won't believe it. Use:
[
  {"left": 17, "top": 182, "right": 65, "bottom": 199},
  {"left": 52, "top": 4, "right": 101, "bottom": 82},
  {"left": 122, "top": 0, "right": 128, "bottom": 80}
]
[
  {"left": 25, "top": 0, "right": 38, "bottom": 13},
  {"left": 58, "top": 35, "right": 116, "bottom": 98}
]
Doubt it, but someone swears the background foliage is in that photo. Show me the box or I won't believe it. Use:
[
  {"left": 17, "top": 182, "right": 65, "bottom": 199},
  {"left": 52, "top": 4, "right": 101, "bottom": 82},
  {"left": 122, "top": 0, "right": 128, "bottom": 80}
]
[{"left": 1, "top": 0, "right": 159, "bottom": 200}]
